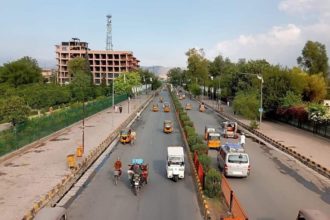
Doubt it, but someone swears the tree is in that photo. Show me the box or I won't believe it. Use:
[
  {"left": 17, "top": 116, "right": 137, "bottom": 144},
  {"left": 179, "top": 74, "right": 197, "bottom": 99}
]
[
  {"left": 114, "top": 72, "right": 141, "bottom": 94},
  {"left": 0, "top": 56, "right": 42, "bottom": 87},
  {"left": 188, "top": 83, "right": 202, "bottom": 97},
  {"left": 297, "top": 41, "right": 329, "bottom": 77},
  {"left": 0, "top": 96, "right": 30, "bottom": 126},
  {"left": 281, "top": 91, "right": 302, "bottom": 107},
  {"left": 185, "top": 48, "right": 209, "bottom": 83},
  {"left": 233, "top": 91, "right": 259, "bottom": 120},
  {"left": 67, "top": 57, "right": 91, "bottom": 78},
  {"left": 70, "top": 70, "right": 93, "bottom": 101},
  {"left": 137, "top": 68, "right": 161, "bottom": 90},
  {"left": 303, "top": 74, "right": 327, "bottom": 102},
  {"left": 209, "top": 55, "right": 225, "bottom": 77},
  {"left": 167, "top": 67, "right": 183, "bottom": 85}
]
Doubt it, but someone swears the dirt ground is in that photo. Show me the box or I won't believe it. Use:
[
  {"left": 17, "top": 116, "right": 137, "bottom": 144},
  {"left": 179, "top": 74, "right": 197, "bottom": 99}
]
[{"left": 206, "top": 196, "right": 229, "bottom": 219}]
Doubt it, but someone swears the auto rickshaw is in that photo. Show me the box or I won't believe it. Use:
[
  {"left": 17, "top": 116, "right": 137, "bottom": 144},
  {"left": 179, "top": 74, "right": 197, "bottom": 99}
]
[
  {"left": 163, "top": 102, "right": 170, "bottom": 112},
  {"left": 207, "top": 132, "right": 221, "bottom": 149},
  {"left": 159, "top": 97, "right": 163, "bottom": 103},
  {"left": 199, "top": 103, "right": 205, "bottom": 112},
  {"left": 120, "top": 129, "right": 132, "bottom": 144},
  {"left": 163, "top": 120, "right": 173, "bottom": 133},
  {"left": 152, "top": 103, "right": 159, "bottom": 112},
  {"left": 223, "top": 121, "right": 238, "bottom": 138},
  {"left": 204, "top": 125, "right": 216, "bottom": 140},
  {"left": 179, "top": 95, "right": 183, "bottom": 100},
  {"left": 185, "top": 103, "right": 192, "bottom": 110}
]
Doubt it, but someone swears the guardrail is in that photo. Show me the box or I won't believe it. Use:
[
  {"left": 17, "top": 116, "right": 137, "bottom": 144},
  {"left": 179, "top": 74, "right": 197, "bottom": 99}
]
[
  {"left": 201, "top": 100, "right": 330, "bottom": 180},
  {"left": 22, "top": 94, "right": 154, "bottom": 220}
]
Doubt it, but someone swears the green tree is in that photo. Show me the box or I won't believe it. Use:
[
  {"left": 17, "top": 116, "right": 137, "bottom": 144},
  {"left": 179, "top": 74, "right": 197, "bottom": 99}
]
[
  {"left": 185, "top": 48, "right": 209, "bottom": 83},
  {"left": 297, "top": 41, "right": 329, "bottom": 77},
  {"left": 303, "top": 73, "right": 327, "bottom": 102},
  {"left": 70, "top": 70, "right": 93, "bottom": 101},
  {"left": 188, "top": 83, "right": 201, "bottom": 96},
  {"left": 233, "top": 91, "right": 259, "bottom": 120},
  {"left": 0, "top": 96, "right": 30, "bottom": 126},
  {"left": 114, "top": 72, "right": 141, "bottom": 95},
  {"left": 67, "top": 57, "right": 91, "bottom": 78},
  {"left": 281, "top": 91, "right": 302, "bottom": 107},
  {"left": 0, "top": 56, "right": 42, "bottom": 87},
  {"left": 167, "top": 67, "right": 183, "bottom": 85},
  {"left": 209, "top": 55, "right": 225, "bottom": 77}
]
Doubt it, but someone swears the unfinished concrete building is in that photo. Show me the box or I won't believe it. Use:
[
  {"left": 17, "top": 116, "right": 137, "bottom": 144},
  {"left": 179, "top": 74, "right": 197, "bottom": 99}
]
[{"left": 55, "top": 38, "right": 140, "bottom": 85}]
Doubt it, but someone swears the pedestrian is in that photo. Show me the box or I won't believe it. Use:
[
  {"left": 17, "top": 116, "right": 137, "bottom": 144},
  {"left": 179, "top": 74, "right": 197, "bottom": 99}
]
[
  {"left": 119, "top": 105, "right": 123, "bottom": 113},
  {"left": 240, "top": 132, "right": 246, "bottom": 148}
]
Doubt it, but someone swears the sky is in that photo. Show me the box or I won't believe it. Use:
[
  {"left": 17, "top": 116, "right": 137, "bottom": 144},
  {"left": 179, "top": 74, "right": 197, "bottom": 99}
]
[{"left": 0, "top": 0, "right": 329, "bottom": 68}]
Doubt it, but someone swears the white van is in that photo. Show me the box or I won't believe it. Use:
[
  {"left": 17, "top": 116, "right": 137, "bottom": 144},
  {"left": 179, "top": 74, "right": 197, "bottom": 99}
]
[
  {"left": 166, "top": 146, "right": 185, "bottom": 182},
  {"left": 217, "top": 143, "right": 250, "bottom": 177}
]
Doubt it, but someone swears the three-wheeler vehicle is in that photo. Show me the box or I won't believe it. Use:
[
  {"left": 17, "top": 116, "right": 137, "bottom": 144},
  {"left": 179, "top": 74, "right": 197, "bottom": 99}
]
[
  {"left": 120, "top": 129, "right": 132, "bottom": 144},
  {"left": 163, "top": 102, "right": 170, "bottom": 112},
  {"left": 185, "top": 103, "right": 192, "bottom": 110},
  {"left": 163, "top": 120, "right": 173, "bottom": 133},
  {"left": 152, "top": 103, "right": 159, "bottom": 112},
  {"left": 207, "top": 132, "right": 221, "bottom": 150},
  {"left": 204, "top": 125, "right": 216, "bottom": 140},
  {"left": 223, "top": 121, "right": 238, "bottom": 138},
  {"left": 166, "top": 146, "right": 185, "bottom": 182},
  {"left": 199, "top": 103, "right": 205, "bottom": 112}
]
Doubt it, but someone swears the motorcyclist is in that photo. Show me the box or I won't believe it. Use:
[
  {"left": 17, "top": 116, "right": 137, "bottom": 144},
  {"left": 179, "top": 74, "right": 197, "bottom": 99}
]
[{"left": 114, "top": 157, "right": 122, "bottom": 177}]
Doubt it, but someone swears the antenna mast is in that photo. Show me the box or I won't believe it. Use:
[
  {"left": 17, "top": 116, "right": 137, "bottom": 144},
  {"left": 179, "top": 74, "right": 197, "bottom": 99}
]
[{"left": 106, "top": 15, "right": 113, "bottom": 50}]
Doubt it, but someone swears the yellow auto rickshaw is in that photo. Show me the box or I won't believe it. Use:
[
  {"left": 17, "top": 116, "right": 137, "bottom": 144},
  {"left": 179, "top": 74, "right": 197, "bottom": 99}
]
[
  {"left": 120, "top": 129, "right": 131, "bottom": 144},
  {"left": 204, "top": 125, "right": 216, "bottom": 140},
  {"left": 163, "top": 120, "right": 173, "bottom": 133},
  {"left": 185, "top": 103, "right": 192, "bottom": 110},
  {"left": 207, "top": 132, "right": 221, "bottom": 149},
  {"left": 163, "top": 102, "right": 170, "bottom": 112},
  {"left": 199, "top": 104, "right": 205, "bottom": 112},
  {"left": 152, "top": 103, "right": 159, "bottom": 112},
  {"left": 159, "top": 97, "right": 163, "bottom": 103}
]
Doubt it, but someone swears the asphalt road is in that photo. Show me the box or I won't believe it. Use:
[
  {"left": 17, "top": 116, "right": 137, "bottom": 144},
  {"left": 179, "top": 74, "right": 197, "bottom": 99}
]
[
  {"left": 66, "top": 90, "right": 203, "bottom": 220},
  {"left": 180, "top": 97, "right": 330, "bottom": 220}
]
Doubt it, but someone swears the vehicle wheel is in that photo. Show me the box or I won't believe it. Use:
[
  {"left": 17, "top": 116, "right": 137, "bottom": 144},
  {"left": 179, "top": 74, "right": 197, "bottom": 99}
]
[
  {"left": 173, "top": 175, "right": 178, "bottom": 182},
  {"left": 114, "top": 176, "right": 118, "bottom": 185}
]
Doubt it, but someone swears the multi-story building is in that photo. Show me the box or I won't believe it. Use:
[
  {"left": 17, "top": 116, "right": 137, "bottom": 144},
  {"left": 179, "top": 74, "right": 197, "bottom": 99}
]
[{"left": 55, "top": 38, "right": 140, "bottom": 85}]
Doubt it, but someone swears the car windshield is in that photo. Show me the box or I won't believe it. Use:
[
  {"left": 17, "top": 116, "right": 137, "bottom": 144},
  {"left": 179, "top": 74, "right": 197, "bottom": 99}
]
[
  {"left": 209, "top": 135, "right": 220, "bottom": 140},
  {"left": 168, "top": 156, "right": 183, "bottom": 164},
  {"left": 228, "top": 154, "right": 248, "bottom": 163}
]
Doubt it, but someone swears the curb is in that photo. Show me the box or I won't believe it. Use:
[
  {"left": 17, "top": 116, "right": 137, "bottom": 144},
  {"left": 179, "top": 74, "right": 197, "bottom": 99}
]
[
  {"left": 170, "top": 92, "right": 211, "bottom": 220},
  {"left": 21, "top": 94, "right": 155, "bottom": 220},
  {"left": 201, "top": 100, "right": 330, "bottom": 180}
]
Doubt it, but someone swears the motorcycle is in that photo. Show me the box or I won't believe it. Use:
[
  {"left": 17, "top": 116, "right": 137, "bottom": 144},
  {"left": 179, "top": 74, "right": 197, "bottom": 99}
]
[
  {"left": 132, "top": 173, "right": 142, "bottom": 196},
  {"left": 113, "top": 170, "right": 121, "bottom": 185}
]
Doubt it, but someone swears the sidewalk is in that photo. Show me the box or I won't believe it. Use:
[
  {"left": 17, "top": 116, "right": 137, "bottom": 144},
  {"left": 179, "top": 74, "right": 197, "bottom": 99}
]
[
  {"left": 202, "top": 99, "right": 330, "bottom": 170},
  {"left": 0, "top": 95, "right": 150, "bottom": 220}
]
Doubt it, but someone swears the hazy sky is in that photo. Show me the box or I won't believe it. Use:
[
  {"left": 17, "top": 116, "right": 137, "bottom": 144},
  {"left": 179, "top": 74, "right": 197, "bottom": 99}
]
[{"left": 0, "top": 0, "right": 329, "bottom": 68}]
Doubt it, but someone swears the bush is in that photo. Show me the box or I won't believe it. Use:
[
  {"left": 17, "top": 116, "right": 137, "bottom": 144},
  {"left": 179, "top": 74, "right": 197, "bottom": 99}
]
[
  {"left": 187, "top": 133, "right": 198, "bottom": 146},
  {"left": 198, "top": 154, "right": 211, "bottom": 172},
  {"left": 183, "top": 120, "right": 194, "bottom": 127},
  {"left": 191, "top": 143, "right": 208, "bottom": 155},
  {"left": 204, "top": 168, "right": 222, "bottom": 198},
  {"left": 184, "top": 125, "right": 195, "bottom": 136},
  {"left": 180, "top": 114, "right": 189, "bottom": 123},
  {"left": 249, "top": 120, "right": 259, "bottom": 129}
]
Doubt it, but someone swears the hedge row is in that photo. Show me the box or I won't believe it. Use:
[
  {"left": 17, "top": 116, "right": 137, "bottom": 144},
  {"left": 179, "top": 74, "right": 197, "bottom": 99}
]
[{"left": 170, "top": 88, "right": 221, "bottom": 198}]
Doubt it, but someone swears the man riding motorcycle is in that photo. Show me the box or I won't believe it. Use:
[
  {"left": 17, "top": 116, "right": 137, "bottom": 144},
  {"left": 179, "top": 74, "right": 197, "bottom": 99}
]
[{"left": 114, "top": 157, "right": 122, "bottom": 176}]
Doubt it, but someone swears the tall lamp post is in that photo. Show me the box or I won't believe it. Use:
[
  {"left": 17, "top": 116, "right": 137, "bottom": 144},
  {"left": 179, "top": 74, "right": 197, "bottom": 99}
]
[{"left": 257, "top": 75, "right": 264, "bottom": 126}]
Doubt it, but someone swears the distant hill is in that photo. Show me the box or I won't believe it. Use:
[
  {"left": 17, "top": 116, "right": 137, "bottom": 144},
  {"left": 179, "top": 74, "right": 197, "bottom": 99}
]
[{"left": 141, "top": 66, "right": 171, "bottom": 79}]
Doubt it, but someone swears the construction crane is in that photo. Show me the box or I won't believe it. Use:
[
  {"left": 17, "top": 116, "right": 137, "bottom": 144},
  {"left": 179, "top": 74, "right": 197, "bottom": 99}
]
[{"left": 106, "top": 14, "right": 113, "bottom": 50}]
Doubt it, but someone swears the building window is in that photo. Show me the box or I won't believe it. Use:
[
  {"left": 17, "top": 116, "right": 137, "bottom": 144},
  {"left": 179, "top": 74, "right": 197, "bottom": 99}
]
[{"left": 95, "top": 79, "right": 100, "bottom": 84}]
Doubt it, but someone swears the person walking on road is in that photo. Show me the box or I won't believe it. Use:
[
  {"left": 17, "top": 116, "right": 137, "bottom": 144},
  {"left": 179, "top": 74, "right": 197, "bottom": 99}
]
[
  {"left": 119, "top": 105, "right": 123, "bottom": 113},
  {"left": 240, "top": 132, "right": 246, "bottom": 148}
]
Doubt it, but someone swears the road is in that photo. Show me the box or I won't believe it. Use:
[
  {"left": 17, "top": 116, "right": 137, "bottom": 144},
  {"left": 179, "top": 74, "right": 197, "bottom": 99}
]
[
  {"left": 66, "top": 91, "right": 202, "bottom": 220},
  {"left": 180, "top": 97, "right": 330, "bottom": 220}
]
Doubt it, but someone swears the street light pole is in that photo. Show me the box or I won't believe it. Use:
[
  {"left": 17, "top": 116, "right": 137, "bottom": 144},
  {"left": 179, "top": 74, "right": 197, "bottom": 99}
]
[
  {"left": 257, "top": 75, "right": 264, "bottom": 126},
  {"left": 112, "top": 72, "right": 114, "bottom": 127}
]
